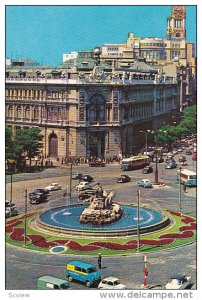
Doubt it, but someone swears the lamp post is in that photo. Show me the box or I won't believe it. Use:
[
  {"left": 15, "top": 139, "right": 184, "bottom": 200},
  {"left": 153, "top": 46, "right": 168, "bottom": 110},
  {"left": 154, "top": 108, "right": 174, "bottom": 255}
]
[
  {"left": 137, "top": 190, "right": 140, "bottom": 253},
  {"left": 24, "top": 189, "right": 28, "bottom": 247},
  {"left": 179, "top": 167, "right": 182, "bottom": 212},
  {"left": 9, "top": 172, "right": 13, "bottom": 218},
  {"left": 140, "top": 130, "right": 152, "bottom": 154},
  {"left": 69, "top": 163, "right": 72, "bottom": 201},
  {"left": 153, "top": 129, "right": 166, "bottom": 185}
]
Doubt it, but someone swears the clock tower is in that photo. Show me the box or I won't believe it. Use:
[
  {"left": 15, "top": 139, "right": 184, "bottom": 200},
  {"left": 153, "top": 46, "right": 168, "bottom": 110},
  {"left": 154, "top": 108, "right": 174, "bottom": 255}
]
[{"left": 167, "top": 6, "right": 186, "bottom": 39}]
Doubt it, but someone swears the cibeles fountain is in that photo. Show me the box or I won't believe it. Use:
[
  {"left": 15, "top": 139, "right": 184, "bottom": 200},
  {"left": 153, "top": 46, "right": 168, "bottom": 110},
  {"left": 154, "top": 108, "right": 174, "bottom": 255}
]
[
  {"left": 80, "top": 187, "right": 123, "bottom": 225},
  {"left": 33, "top": 184, "right": 171, "bottom": 237}
]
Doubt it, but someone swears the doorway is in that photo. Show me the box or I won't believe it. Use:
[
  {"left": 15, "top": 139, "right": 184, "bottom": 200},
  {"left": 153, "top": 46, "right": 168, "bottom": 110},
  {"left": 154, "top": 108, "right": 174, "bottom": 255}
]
[
  {"left": 88, "top": 132, "right": 105, "bottom": 158},
  {"left": 49, "top": 133, "right": 58, "bottom": 157}
]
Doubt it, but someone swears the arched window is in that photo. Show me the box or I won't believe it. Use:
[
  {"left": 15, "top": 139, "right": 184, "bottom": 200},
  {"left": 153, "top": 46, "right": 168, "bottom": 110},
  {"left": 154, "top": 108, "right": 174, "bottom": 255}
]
[
  {"left": 88, "top": 94, "right": 106, "bottom": 123},
  {"left": 25, "top": 106, "right": 31, "bottom": 119},
  {"left": 33, "top": 106, "right": 39, "bottom": 119},
  {"left": 7, "top": 105, "right": 13, "bottom": 117},
  {"left": 16, "top": 105, "right": 22, "bottom": 118}
]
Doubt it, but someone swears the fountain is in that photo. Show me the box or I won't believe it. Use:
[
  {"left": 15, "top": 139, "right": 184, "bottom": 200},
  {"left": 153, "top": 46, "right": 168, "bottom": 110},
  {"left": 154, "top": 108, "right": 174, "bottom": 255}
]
[
  {"left": 79, "top": 187, "right": 123, "bottom": 225},
  {"left": 32, "top": 185, "right": 171, "bottom": 237}
]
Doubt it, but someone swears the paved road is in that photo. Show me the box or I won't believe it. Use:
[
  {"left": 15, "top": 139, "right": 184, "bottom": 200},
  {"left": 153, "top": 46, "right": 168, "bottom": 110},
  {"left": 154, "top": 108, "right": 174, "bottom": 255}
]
[
  {"left": 5, "top": 151, "right": 197, "bottom": 290},
  {"left": 6, "top": 242, "right": 196, "bottom": 290}
]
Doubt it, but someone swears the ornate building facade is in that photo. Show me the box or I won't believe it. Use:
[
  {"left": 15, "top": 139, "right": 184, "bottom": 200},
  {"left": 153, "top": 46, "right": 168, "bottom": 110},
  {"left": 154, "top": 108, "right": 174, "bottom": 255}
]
[{"left": 5, "top": 60, "right": 180, "bottom": 159}]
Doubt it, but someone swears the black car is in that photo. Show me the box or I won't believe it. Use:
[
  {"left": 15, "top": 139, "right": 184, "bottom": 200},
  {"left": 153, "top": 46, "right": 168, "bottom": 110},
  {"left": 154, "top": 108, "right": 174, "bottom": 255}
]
[
  {"left": 117, "top": 175, "right": 131, "bottom": 183},
  {"left": 81, "top": 175, "right": 94, "bottom": 182},
  {"left": 142, "top": 166, "right": 153, "bottom": 174},
  {"left": 29, "top": 192, "right": 48, "bottom": 204},
  {"left": 179, "top": 156, "right": 186, "bottom": 162},
  {"left": 29, "top": 189, "right": 49, "bottom": 197},
  {"left": 186, "top": 150, "right": 192, "bottom": 155}
]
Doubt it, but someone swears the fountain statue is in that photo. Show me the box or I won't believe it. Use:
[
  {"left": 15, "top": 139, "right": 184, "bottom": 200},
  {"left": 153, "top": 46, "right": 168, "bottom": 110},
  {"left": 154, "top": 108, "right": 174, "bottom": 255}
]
[{"left": 79, "top": 183, "right": 123, "bottom": 225}]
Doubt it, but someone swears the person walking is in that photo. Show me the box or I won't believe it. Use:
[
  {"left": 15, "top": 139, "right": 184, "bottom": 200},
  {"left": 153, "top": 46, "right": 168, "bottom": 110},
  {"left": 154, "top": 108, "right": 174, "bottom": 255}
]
[
  {"left": 98, "top": 253, "right": 102, "bottom": 269},
  {"left": 183, "top": 184, "right": 187, "bottom": 193}
]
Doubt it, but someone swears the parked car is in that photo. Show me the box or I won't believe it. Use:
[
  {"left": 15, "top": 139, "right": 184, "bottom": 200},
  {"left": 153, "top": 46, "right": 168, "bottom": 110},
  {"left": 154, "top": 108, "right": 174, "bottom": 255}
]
[
  {"left": 5, "top": 202, "right": 19, "bottom": 218},
  {"left": 76, "top": 181, "right": 93, "bottom": 191},
  {"left": 98, "top": 276, "right": 126, "bottom": 289},
  {"left": 165, "top": 161, "right": 177, "bottom": 169},
  {"left": 37, "top": 276, "right": 69, "bottom": 289},
  {"left": 138, "top": 179, "right": 153, "bottom": 188},
  {"left": 29, "top": 192, "right": 48, "bottom": 204},
  {"left": 186, "top": 150, "right": 192, "bottom": 155},
  {"left": 165, "top": 274, "right": 191, "bottom": 289},
  {"left": 179, "top": 156, "right": 186, "bottom": 162},
  {"left": 72, "top": 173, "right": 83, "bottom": 180},
  {"left": 117, "top": 174, "right": 131, "bottom": 183},
  {"left": 81, "top": 175, "right": 94, "bottom": 182},
  {"left": 45, "top": 183, "right": 62, "bottom": 191},
  {"left": 5, "top": 207, "right": 19, "bottom": 218},
  {"left": 177, "top": 148, "right": 183, "bottom": 152},
  {"left": 89, "top": 161, "right": 105, "bottom": 167},
  {"left": 29, "top": 189, "right": 49, "bottom": 197},
  {"left": 142, "top": 166, "right": 153, "bottom": 174}
]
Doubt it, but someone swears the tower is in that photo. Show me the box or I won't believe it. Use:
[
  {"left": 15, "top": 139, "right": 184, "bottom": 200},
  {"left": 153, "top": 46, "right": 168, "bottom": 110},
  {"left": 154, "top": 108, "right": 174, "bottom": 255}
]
[{"left": 167, "top": 6, "right": 186, "bottom": 39}]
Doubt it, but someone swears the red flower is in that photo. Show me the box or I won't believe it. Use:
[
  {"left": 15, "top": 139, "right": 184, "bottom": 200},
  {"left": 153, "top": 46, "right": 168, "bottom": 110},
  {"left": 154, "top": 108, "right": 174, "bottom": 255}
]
[
  {"left": 181, "top": 216, "right": 196, "bottom": 224},
  {"left": 160, "top": 230, "right": 194, "bottom": 239}
]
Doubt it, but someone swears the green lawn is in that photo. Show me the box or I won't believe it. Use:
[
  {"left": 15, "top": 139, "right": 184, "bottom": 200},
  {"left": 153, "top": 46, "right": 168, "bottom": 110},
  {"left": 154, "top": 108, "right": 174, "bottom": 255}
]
[{"left": 6, "top": 211, "right": 196, "bottom": 255}]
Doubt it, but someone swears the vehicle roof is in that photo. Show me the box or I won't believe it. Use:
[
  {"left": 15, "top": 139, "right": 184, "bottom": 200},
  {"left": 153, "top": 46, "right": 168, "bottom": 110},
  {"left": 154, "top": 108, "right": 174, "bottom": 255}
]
[
  {"left": 178, "top": 169, "right": 196, "bottom": 176},
  {"left": 37, "top": 276, "right": 68, "bottom": 284},
  {"left": 170, "top": 274, "right": 186, "bottom": 280},
  {"left": 122, "top": 155, "right": 149, "bottom": 162},
  {"left": 103, "top": 276, "right": 119, "bottom": 282},
  {"left": 67, "top": 260, "right": 95, "bottom": 268}
]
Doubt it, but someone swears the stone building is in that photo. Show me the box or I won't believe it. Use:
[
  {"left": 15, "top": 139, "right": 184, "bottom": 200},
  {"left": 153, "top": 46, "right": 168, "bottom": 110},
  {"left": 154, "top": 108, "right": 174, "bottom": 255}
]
[{"left": 5, "top": 58, "right": 180, "bottom": 160}]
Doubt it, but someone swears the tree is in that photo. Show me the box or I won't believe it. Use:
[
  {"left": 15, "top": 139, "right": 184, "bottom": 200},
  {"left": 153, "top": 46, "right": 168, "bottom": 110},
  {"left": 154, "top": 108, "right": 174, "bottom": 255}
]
[
  {"left": 18, "top": 127, "right": 44, "bottom": 166},
  {"left": 5, "top": 126, "right": 14, "bottom": 160}
]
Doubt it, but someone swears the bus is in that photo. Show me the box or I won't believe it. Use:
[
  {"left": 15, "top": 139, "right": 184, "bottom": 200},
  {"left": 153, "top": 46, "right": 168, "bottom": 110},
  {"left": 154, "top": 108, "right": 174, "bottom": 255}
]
[
  {"left": 121, "top": 155, "right": 149, "bottom": 171},
  {"left": 177, "top": 169, "right": 197, "bottom": 187}
]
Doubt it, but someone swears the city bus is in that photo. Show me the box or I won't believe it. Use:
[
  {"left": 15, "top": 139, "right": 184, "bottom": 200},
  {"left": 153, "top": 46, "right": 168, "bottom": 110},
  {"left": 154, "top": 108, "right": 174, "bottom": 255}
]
[
  {"left": 121, "top": 155, "right": 149, "bottom": 171},
  {"left": 177, "top": 169, "right": 197, "bottom": 186}
]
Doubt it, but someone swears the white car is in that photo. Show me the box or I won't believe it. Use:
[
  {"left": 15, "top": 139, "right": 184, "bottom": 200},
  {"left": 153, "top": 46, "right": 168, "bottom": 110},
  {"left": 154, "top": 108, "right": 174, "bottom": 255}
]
[
  {"left": 165, "top": 274, "right": 191, "bottom": 289},
  {"left": 138, "top": 179, "right": 153, "bottom": 188},
  {"left": 45, "top": 183, "right": 62, "bottom": 191},
  {"left": 98, "top": 277, "right": 126, "bottom": 289},
  {"left": 76, "top": 181, "right": 93, "bottom": 191}
]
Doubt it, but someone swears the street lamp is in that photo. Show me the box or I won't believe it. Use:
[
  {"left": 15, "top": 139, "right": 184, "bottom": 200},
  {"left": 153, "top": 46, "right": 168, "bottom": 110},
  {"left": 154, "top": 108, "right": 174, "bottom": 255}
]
[
  {"left": 153, "top": 130, "right": 166, "bottom": 185},
  {"left": 139, "top": 130, "right": 152, "bottom": 154}
]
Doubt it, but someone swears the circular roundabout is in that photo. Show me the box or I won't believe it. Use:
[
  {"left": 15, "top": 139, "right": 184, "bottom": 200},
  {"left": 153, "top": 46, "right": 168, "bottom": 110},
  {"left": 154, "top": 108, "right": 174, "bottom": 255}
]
[
  {"left": 6, "top": 202, "right": 196, "bottom": 255},
  {"left": 34, "top": 204, "right": 170, "bottom": 237}
]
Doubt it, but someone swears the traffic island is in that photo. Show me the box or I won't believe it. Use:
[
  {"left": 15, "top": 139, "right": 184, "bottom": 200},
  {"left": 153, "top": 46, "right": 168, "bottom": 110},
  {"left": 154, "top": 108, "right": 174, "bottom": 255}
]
[{"left": 6, "top": 210, "right": 196, "bottom": 256}]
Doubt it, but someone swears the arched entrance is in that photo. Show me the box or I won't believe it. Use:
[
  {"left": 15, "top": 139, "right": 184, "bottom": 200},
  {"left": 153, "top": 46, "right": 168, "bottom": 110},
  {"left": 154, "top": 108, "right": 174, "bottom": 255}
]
[{"left": 49, "top": 133, "right": 58, "bottom": 157}]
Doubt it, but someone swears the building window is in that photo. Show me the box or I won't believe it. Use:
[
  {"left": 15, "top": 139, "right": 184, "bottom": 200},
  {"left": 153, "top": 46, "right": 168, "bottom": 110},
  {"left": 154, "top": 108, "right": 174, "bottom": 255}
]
[
  {"left": 33, "top": 106, "right": 39, "bottom": 119},
  {"left": 25, "top": 106, "right": 31, "bottom": 119},
  {"left": 16, "top": 106, "right": 22, "bottom": 118},
  {"left": 7, "top": 105, "right": 13, "bottom": 117}
]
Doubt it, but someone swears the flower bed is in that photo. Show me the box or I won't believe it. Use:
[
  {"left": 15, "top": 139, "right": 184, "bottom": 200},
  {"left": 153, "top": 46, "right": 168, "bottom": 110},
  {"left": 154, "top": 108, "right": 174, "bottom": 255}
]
[
  {"left": 6, "top": 210, "right": 196, "bottom": 254},
  {"left": 160, "top": 230, "right": 194, "bottom": 239},
  {"left": 140, "top": 238, "right": 174, "bottom": 246},
  {"left": 179, "top": 222, "right": 196, "bottom": 231},
  {"left": 10, "top": 228, "right": 28, "bottom": 242}
]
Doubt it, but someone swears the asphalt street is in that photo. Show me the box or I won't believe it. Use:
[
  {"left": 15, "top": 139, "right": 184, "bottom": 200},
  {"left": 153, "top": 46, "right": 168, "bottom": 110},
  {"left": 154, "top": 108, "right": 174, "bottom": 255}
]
[{"left": 5, "top": 152, "right": 197, "bottom": 290}]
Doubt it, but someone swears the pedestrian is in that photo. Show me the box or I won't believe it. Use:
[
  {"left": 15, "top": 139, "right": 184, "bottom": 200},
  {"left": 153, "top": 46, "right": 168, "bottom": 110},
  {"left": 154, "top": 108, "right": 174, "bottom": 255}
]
[
  {"left": 98, "top": 253, "right": 102, "bottom": 269},
  {"left": 183, "top": 184, "right": 187, "bottom": 193}
]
